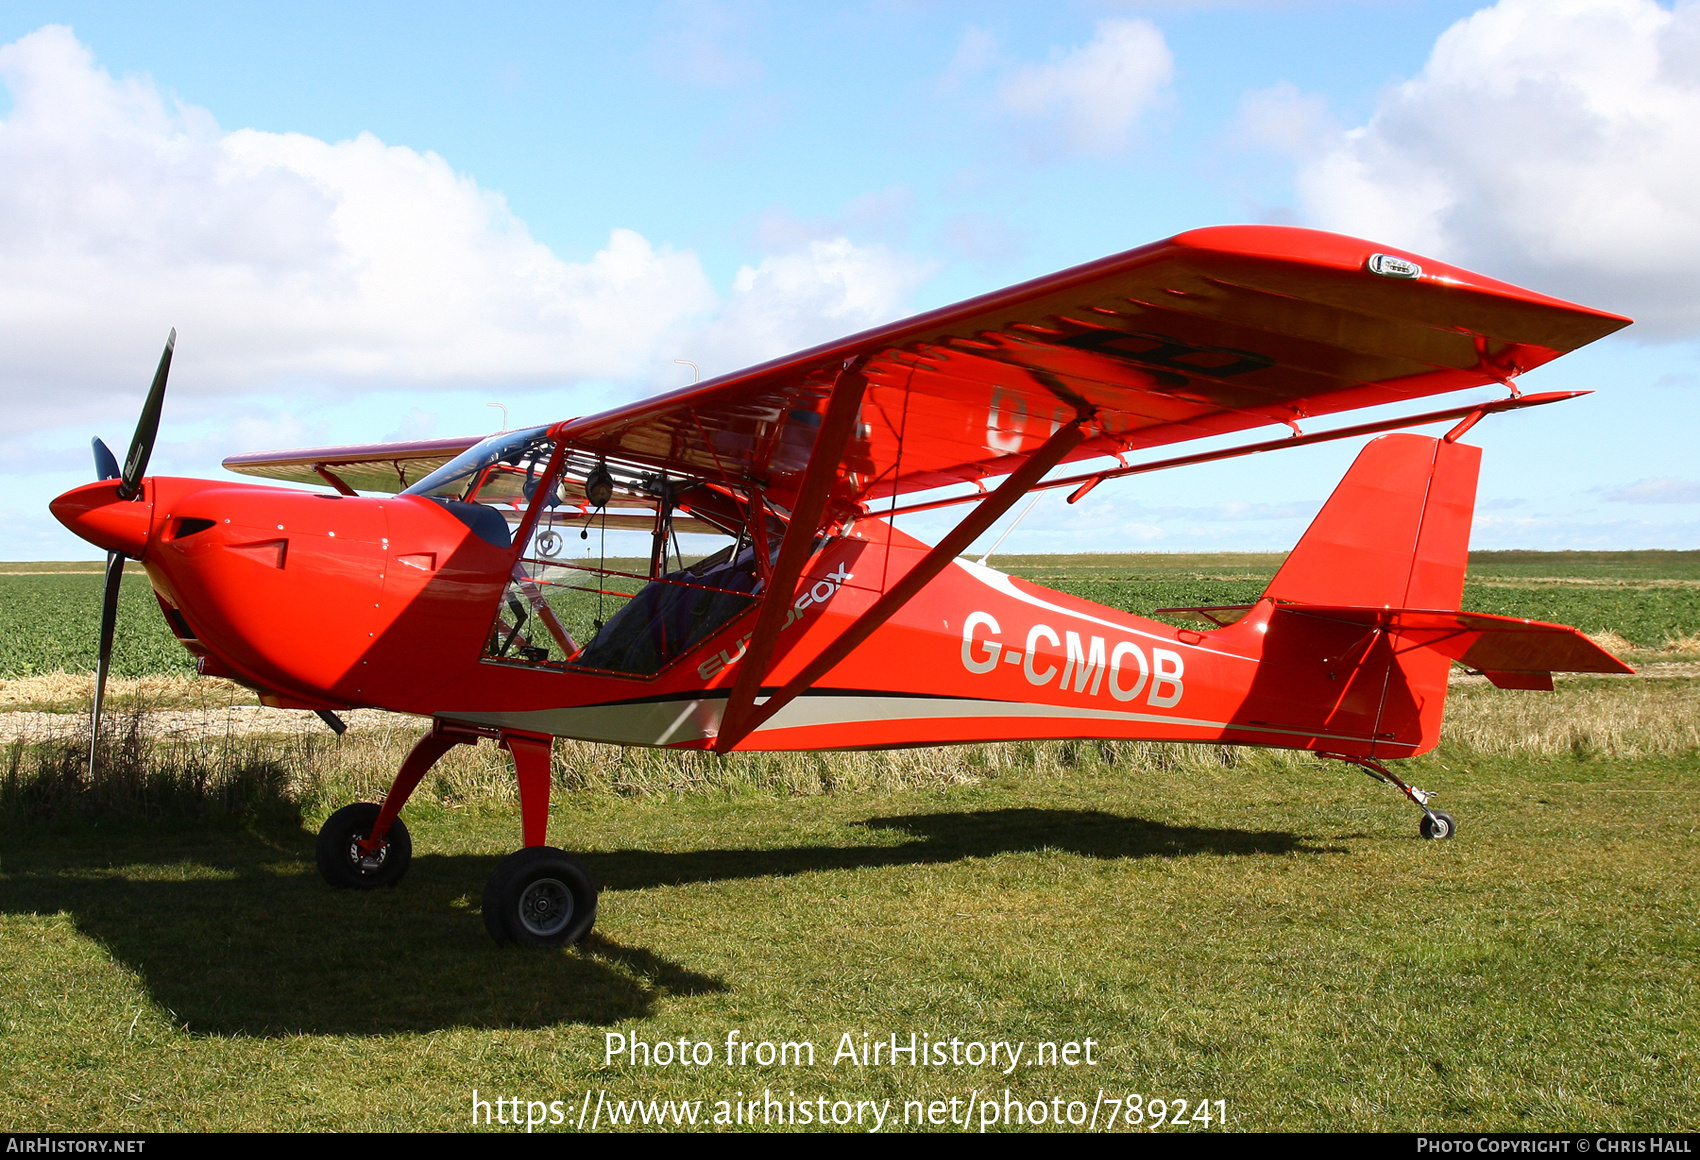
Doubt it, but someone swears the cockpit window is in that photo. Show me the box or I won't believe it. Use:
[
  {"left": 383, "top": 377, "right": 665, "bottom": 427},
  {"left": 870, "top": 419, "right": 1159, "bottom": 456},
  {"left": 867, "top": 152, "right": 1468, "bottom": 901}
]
[
  {"left": 477, "top": 448, "right": 782, "bottom": 678},
  {"left": 402, "top": 426, "right": 554, "bottom": 502},
  {"left": 569, "top": 541, "right": 767, "bottom": 675}
]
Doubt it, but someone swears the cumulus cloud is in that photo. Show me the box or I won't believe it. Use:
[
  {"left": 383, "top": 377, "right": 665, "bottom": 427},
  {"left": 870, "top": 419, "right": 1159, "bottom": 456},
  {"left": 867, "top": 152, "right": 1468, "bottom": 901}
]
[
  {"left": 1470, "top": 510, "right": 1700, "bottom": 548},
  {"left": 1273, "top": 0, "right": 1700, "bottom": 336},
  {"left": 999, "top": 19, "right": 1174, "bottom": 157},
  {"left": 0, "top": 26, "right": 930, "bottom": 435},
  {"left": 1233, "top": 81, "right": 1337, "bottom": 157},
  {"left": 690, "top": 238, "right": 936, "bottom": 371}
]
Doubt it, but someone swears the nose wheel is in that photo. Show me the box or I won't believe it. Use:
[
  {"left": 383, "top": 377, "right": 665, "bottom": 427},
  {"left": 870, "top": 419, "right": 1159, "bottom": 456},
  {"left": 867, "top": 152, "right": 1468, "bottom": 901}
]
[
  {"left": 482, "top": 847, "right": 598, "bottom": 947},
  {"left": 316, "top": 802, "right": 413, "bottom": 888}
]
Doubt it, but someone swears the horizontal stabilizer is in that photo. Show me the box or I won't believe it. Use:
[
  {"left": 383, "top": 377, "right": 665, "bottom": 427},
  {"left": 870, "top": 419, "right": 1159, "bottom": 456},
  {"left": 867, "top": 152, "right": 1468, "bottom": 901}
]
[
  {"left": 1154, "top": 605, "right": 1255, "bottom": 627},
  {"left": 1276, "top": 604, "right": 1634, "bottom": 679}
]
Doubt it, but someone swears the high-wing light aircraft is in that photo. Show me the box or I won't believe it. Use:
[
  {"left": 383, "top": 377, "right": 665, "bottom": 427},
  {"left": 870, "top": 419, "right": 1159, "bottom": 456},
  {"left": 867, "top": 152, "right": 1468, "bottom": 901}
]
[{"left": 52, "top": 226, "right": 1634, "bottom": 947}]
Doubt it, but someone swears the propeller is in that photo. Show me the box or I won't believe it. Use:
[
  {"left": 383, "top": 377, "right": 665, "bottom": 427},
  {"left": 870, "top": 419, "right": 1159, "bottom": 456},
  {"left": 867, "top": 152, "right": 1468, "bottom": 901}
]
[
  {"left": 92, "top": 438, "right": 120, "bottom": 481},
  {"left": 119, "top": 329, "right": 174, "bottom": 500},
  {"left": 87, "top": 329, "right": 175, "bottom": 777}
]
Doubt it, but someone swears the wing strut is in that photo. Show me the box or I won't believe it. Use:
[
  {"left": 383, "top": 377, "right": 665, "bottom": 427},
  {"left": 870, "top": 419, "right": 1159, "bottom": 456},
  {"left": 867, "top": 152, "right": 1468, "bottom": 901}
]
[
  {"left": 717, "top": 361, "right": 870, "bottom": 750},
  {"left": 714, "top": 412, "right": 1089, "bottom": 752},
  {"left": 883, "top": 390, "right": 1588, "bottom": 518}
]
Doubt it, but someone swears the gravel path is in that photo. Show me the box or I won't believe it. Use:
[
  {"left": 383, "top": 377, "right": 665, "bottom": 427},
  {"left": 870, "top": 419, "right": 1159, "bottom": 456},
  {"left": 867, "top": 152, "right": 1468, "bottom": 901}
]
[
  {"left": 1, "top": 663, "right": 1693, "bottom": 742},
  {"left": 0, "top": 705, "right": 420, "bottom": 743}
]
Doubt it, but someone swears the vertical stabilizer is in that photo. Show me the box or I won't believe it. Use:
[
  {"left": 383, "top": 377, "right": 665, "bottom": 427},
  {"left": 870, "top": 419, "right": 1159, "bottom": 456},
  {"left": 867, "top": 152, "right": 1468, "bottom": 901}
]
[
  {"left": 1265, "top": 433, "right": 1481, "bottom": 611},
  {"left": 1254, "top": 433, "right": 1482, "bottom": 758}
]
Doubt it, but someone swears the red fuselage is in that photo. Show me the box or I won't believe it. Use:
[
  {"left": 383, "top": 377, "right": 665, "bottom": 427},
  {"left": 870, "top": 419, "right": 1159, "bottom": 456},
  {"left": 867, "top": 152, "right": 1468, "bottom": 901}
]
[{"left": 51, "top": 473, "right": 1443, "bottom": 760}]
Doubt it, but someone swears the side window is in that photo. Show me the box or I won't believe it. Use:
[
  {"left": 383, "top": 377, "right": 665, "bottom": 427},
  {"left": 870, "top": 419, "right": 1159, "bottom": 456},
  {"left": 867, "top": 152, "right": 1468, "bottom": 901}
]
[{"left": 481, "top": 456, "right": 772, "bottom": 677}]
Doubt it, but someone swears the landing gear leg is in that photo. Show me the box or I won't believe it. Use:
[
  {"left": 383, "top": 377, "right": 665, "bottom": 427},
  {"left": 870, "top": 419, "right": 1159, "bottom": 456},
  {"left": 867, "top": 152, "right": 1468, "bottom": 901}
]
[
  {"left": 1320, "top": 751, "right": 1457, "bottom": 841},
  {"left": 482, "top": 731, "right": 599, "bottom": 946},
  {"left": 315, "top": 725, "right": 466, "bottom": 888}
]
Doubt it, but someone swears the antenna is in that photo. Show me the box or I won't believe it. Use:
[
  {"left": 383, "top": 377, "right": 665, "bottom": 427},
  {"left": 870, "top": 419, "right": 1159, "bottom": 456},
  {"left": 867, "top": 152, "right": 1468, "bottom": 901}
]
[
  {"left": 486, "top": 403, "right": 508, "bottom": 432},
  {"left": 674, "top": 359, "right": 700, "bottom": 384}
]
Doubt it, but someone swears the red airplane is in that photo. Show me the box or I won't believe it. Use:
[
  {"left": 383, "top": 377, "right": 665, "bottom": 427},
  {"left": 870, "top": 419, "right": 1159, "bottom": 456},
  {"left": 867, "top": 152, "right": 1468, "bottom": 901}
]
[{"left": 52, "top": 225, "right": 1633, "bottom": 948}]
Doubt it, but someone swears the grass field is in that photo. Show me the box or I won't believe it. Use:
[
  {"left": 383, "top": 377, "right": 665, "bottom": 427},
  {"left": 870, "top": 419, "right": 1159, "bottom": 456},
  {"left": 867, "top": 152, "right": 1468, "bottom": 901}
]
[{"left": 0, "top": 553, "right": 1696, "bottom": 1132}]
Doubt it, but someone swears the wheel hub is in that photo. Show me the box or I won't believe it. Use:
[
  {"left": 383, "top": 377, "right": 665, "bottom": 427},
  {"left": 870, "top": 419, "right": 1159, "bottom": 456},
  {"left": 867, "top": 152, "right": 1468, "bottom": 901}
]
[
  {"left": 518, "top": 877, "right": 574, "bottom": 937},
  {"left": 347, "top": 835, "right": 388, "bottom": 873}
]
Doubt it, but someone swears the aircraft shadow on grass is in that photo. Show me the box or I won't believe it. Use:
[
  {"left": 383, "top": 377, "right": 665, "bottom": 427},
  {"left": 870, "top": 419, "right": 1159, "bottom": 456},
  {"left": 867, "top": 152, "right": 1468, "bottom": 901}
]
[
  {"left": 576, "top": 807, "right": 1321, "bottom": 892},
  {"left": 0, "top": 808, "right": 1316, "bottom": 1038}
]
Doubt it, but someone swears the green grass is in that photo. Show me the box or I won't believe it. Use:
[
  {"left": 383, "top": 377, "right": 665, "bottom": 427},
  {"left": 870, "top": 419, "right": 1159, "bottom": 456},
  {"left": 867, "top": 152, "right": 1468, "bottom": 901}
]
[{"left": 1, "top": 737, "right": 1694, "bottom": 1131}]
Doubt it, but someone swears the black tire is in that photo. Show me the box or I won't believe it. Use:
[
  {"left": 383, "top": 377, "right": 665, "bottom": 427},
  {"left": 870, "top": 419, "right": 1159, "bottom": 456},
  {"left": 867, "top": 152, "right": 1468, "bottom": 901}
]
[
  {"left": 1419, "top": 810, "right": 1457, "bottom": 841},
  {"left": 482, "top": 847, "right": 597, "bottom": 947},
  {"left": 316, "top": 803, "right": 412, "bottom": 888}
]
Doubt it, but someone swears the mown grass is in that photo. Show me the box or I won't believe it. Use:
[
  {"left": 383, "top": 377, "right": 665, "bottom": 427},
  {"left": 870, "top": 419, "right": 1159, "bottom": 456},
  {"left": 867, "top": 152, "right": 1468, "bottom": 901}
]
[
  {"left": 0, "top": 680, "right": 1696, "bottom": 1132},
  {"left": 2, "top": 551, "right": 1697, "bottom": 1131}
]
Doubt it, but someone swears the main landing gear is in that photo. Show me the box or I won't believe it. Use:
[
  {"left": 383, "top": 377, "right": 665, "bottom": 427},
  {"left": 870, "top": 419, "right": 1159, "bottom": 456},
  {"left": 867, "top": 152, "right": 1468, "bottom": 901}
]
[
  {"left": 315, "top": 722, "right": 599, "bottom": 946},
  {"left": 1320, "top": 751, "right": 1457, "bottom": 841}
]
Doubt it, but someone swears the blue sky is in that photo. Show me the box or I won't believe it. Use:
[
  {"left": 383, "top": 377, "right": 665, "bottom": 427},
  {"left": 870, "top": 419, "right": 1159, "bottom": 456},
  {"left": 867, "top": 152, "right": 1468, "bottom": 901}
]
[{"left": 3, "top": 0, "right": 1698, "bottom": 558}]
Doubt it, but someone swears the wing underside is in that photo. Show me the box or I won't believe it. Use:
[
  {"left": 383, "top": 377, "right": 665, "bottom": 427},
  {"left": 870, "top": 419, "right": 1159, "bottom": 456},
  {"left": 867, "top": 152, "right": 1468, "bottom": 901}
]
[
  {"left": 223, "top": 436, "right": 482, "bottom": 494},
  {"left": 223, "top": 226, "right": 1630, "bottom": 501}
]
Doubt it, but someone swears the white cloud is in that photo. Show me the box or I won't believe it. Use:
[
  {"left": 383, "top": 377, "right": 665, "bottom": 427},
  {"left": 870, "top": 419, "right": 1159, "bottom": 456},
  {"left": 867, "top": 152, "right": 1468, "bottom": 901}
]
[
  {"left": 690, "top": 238, "right": 937, "bottom": 372},
  {"left": 646, "top": 0, "right": 763, "bottom": 88},
  {"left": 1280, "top": 0, "right": 1700, "bottom": 337},
  {"left": 0, "top": 26, "right": 934, "bottom": 436},
  {"left": 942, "top": 212, "right": 1028, "bottom": 264},
  {"left": 1000, "top": 19, "right": 1174, "bottom": 158},
  {"left": 1604, "top": 477, "right": 1700, "bottom": 503},
  {"left": 1470, "top": 510, "right": 1700, "bottom": 548},
  {"left": 939, "top": 26, "right": 1000, "bottom": 93},
  {"left": 1233, "top": 82, "right": 1337, "bottom": 157}
]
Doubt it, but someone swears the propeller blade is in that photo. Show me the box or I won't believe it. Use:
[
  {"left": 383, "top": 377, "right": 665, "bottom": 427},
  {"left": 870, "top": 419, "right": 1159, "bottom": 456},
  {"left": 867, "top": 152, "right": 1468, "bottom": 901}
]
[
  {"left": 117, "top": 328, "right": 175, "bottom": 501},
  {"left": 91, "top": 438, "right": 120, "bottom": 482},
  {"left": 88, "top": 550, "right": 125, "bottom": 777}
]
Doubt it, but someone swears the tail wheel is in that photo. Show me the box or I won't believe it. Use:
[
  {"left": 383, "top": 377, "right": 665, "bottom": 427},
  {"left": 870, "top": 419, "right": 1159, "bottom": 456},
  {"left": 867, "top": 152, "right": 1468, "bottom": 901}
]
[
  {"left": 1419, "top": 810, "right": 1457, "bottom": 841},
  {"left": 316, "top": 803, "right": 412, "bottom": 888},
  {"left": 482, "top": 847, "right": 598, "bottom": 947}
]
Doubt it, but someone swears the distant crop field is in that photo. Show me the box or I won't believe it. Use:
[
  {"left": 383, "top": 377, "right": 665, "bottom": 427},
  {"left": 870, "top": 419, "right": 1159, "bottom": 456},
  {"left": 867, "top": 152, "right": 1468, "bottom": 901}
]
[
  {"left": 995, "top": 550, "right": 1700, "bottom": 650},
  {"left": 0, "top": 572, "right": 193, "bottom": 678},
  {"left": 4, "top": 551, "right": 1697, "bottom": 681}
]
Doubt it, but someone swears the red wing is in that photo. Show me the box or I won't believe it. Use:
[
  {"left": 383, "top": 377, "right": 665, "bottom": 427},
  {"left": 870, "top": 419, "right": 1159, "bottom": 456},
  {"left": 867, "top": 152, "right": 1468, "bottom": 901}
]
[
  {"left": 222, "top": 436, "right": 482, "bottom": 493},
  {"left": 558, "top": 225, "right": 1630, "bottom": 511},
  {"left": 223, "top": 226, "right": 1629, "bottom": 504}
]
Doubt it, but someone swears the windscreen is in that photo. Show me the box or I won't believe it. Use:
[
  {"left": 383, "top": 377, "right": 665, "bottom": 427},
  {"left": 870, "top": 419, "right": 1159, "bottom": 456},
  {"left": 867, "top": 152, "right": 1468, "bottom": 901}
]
[{"left": 401, "top": 426, "right": 554, "bottom": 501}]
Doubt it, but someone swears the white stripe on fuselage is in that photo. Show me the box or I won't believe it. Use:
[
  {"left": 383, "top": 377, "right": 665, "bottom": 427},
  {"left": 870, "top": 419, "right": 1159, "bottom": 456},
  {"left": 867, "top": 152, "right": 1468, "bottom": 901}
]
[
  {"left": 440, "top": 691, "right": 1383, "bottom": 750},
  {"left": 954, "top": 558, "right": 1251, "bottom": 663}
]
